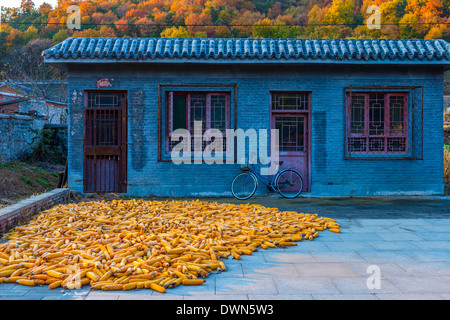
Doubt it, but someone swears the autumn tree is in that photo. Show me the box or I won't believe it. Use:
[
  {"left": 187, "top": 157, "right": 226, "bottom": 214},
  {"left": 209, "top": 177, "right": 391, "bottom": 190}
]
[
  {"left": 52, "top": 29, "right": 70, "bottom": 44},
  {"left": 399, "top": 13, "right": 420, "bottom": 38},
  {"left": 20, "top": 0, "right": 35, "bottom": 13},
  {"left": 230, "top": 10, "right": 265, "bottom": 36},
  {"left": 161, "top": 26, "right": 190, "bottom": 38},
  {"left": 185, "top": 12, "right": 212, "bottom": 36},
  {"left": 23, "top": 26, "right": 39, "bottom": 43}
]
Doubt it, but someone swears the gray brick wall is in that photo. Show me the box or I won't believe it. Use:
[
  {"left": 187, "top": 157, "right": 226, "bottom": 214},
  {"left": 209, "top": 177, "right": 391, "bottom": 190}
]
[
  {"left": 66, "top": 64, "right": 444, "bottom": 196},
  {"left": 0, "top": 188, "right": 69, "bottom": 235},
  {"left": 0, "top": 114, "right": 46, "bottom": 163}
]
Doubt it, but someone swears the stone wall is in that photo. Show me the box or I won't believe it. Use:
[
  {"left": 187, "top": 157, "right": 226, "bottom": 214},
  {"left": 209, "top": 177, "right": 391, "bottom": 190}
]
[
  {"left": 0, "top": 114, "right": 46, "bottom": 163},
  {"left": 0, "top": 114, "right": 68, "bottom": 163}
]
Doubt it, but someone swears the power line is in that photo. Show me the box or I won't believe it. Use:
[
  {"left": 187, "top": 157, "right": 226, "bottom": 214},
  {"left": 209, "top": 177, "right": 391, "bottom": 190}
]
[{"left": 2, "top": 21, "right": 450, "bottom": 28}]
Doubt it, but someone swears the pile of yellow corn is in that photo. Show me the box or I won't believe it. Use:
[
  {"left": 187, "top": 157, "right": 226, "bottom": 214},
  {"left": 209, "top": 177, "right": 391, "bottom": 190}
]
[{"left": 0, "top": 199, "right": 340, "bottom": 292}]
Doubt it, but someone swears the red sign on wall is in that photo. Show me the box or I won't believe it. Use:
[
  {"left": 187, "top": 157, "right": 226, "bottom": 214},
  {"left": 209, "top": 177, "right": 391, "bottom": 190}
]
[{"left": 96, "top": 78, "right": 114, "bottom": 89}]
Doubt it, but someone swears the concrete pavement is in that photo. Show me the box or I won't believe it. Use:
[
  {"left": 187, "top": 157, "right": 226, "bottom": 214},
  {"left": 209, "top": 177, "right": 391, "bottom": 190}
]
[{"left": 1, "top": 196, "right": 449, "bottom": 300}]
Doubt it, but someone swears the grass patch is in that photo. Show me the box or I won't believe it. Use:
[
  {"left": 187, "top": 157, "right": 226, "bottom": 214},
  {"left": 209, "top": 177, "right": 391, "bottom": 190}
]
[{"left": 21, "top": 175, "right": 31, "bottom": 184}]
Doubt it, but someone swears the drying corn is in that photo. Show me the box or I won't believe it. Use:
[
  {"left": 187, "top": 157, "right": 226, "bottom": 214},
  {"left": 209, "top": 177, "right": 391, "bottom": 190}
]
[{"left": 0, "top": 199, "right": 340, "bottom": 292}]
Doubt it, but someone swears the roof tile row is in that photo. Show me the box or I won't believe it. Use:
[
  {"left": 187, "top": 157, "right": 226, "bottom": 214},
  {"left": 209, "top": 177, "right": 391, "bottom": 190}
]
[{"left": 43, "top": 37, "right": 450, "bottom": 63}]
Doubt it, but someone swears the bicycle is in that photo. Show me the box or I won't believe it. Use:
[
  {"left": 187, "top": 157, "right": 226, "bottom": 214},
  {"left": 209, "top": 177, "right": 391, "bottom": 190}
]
[{"left": 230, "top": 160, "right": 303, "bottom": 200}]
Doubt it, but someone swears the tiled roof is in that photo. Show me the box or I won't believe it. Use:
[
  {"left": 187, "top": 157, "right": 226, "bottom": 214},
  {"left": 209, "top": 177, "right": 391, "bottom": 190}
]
[{"left": 43, "top": 37, "right": 450, "bottom": 65}]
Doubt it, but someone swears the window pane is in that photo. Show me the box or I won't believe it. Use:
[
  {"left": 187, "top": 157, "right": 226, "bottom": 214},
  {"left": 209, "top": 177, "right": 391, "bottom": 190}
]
[
  {"left": 172, "top": 95, "right": 187, "bottom": 131},
  {"left": 190, "top": 94, "right": 206, "bottom": 133},
  {"left": 210, "top": 95, "right": 226, "bottom": 131},
  {"left": 348, "top": 137, "right": 366, "bottom": 152},
  {"left": 351, "top": 96, "right": 365, "bottom": 134},
  {"left": 87, "top": 92, "right": 122, "bottom": 108},
  {"left": 275, "top": 116, "right": 304, "bottom": 152},
  {"left": 369, "top": 94, "right": 385, "bottom": 136},
  {"left": 389, "top": 95, "right": 405, "bottom": 135},
  {"left": 387, "top": 138, "right": 406, "bottom": 152},
  {"left": 271, "top": 93, "right": 308, "bottom": 111}
]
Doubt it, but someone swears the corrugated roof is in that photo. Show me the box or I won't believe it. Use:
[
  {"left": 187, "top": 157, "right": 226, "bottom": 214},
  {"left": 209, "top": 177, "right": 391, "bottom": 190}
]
[{"left": 43, "top": 37, "right": 450, "bottom": 65}]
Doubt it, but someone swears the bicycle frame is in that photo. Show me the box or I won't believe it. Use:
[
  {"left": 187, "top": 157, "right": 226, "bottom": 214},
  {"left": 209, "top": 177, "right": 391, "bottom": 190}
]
[{"left": 244, "top": 165, "right": 289, "bottom": 191}]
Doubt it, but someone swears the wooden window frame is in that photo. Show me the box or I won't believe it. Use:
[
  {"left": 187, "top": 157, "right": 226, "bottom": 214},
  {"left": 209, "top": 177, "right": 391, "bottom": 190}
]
[
  {"left": 166, "top": 91, "right": 230, "bottom": 153},
  {"left": 346, "top": 92, "right": 409, "bottom": 156}
]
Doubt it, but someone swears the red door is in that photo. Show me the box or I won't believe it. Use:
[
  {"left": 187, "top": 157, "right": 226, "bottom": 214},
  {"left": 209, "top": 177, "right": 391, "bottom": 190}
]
[
  {"left": 271, "top": 92, "right": 310, "bottom": 192},
  {"left": 84, "top": 91, "right": 127, "bottom": 193}
]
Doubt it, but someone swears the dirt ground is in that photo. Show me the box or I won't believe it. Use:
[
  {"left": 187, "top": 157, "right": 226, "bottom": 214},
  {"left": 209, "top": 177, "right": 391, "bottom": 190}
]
[{"left": 0, "top": 162, "right": 63, "bottom": 209}]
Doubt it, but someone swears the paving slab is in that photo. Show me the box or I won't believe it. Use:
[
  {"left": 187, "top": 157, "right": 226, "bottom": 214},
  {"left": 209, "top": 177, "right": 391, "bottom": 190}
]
[
  {"left": 344, "top": 262, "right": 410, "bottom": 278},
  {"left": 262, "top": 251, "right": 317, "bottom": 263},
  {"left": 215, "top": 277, "right": 278, "bottom": 296},
  {"left": 273, "top": 276, "right": 340, "bottom": 295},
  {"left": 393, "top": 262, "right": 450, "bottom": 276},
  {"left": 311, "top": 251, "right": 366, "bottom": 263},
  {"left": 331, "top": 277, "right": 401, "bottom": 294},
  {"left": 242, "top": 262, "right": 300, "bottom": 278},
  {"left": 294, "top": 262, "right": 355, "bottom": 277},
  {"left": 403, "top": 250, "right": 450, "bottom": 262},
  {"left": 388, "top": 276, "right": 450, "bottom": 294}
]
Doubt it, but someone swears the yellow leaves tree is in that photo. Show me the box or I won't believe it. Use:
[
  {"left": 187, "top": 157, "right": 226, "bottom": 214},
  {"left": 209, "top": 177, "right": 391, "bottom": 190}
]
[
  {"left": 322, "top": 0, "right": 356, "bottom": 25},
  {"left": 425, "top": 27, "right": 443, "bottom": 39},
  {"left": 160, "top": 26, "right": 190, "bottom": 38},
  {"left": 23, "top": 26, "right": 39, "bottom": 43},
  {"left": 99, "top": 26, "right": 117, "bottom": 37},
  {"left": 6, "top": 29, "right": 23, "bottom": 46}
]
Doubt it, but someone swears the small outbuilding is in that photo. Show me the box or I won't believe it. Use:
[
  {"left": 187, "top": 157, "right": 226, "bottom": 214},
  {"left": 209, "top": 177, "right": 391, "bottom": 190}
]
[{"left": 44, "top": 37, "right": 450, "bottom": 196}]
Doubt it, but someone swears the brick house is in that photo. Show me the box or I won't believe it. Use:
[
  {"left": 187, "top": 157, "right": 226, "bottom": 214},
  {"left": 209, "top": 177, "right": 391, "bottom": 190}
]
[
  {"left": 0, "top": 84, "right": 68, "bottom": 124},
  {"left": 44, "top": 38, "right": 450, "bottom": 196}
]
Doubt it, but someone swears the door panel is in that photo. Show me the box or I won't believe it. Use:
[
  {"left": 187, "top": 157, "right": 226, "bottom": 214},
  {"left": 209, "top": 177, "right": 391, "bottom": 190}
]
[
  {"left": 272, "top": 114, "right": 309, "bottom": 192},
  {"left": 84, "top": 92, "right": 127, "bottom": 193}
]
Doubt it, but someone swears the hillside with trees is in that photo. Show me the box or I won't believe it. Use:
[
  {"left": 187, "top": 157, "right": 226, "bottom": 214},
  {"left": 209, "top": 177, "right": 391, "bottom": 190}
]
[{"left": 1, "top": 0, "right": 449, "bottom": 47}]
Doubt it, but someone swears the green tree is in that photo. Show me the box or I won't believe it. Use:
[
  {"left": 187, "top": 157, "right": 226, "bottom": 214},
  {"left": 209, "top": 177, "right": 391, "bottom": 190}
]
[
  {"left": 22, "top": 26, "right": 39, "bottom": 43},
  {"left": 399, "top": 13, "right": 420, "bottom": 38},
  {"left": 52, "top": 29, "right": 70, "bottom": 44}
]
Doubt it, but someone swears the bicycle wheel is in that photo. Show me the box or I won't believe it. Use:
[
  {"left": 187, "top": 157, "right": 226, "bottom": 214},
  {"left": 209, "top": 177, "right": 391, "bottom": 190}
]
[
  {"left": 231, "top": 172, "right": 258, "bottom": 200},
  {"left": 275, "top": 169, "right": 303, "bottom": 199}
]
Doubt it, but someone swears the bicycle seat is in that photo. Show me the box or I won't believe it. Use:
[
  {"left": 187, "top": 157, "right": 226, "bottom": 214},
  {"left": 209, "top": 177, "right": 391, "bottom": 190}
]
[{"left": 273, "top": 161, "right": 284, "bottom": 166}]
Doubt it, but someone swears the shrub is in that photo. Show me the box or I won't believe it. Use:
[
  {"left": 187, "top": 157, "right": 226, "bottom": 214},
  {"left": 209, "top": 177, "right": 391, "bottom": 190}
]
[{"left": 27, "top": 128, "right": 66, "bottom": 165}]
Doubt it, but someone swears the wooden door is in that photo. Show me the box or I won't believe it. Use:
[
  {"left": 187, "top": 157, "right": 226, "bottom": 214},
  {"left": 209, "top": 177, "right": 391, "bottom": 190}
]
[
  {"left": 270, "top": 92, "right": 310, "bottom": 192},
  {"left": 272, "top": 114, "right": 308, "bottom": 192},
  {"left": 84, "top": 91, "right": 127, "bottom": 193}
]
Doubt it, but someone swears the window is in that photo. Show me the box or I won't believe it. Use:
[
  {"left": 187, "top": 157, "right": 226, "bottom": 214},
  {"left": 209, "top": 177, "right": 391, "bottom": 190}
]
[
  {"left": 347, "top": 92, "right": 409, "bottom": 155},
  {"left": 166, "top": 92, "right": 230, "bottom": 151},
  {"left": 271, "top": 92, "right": 309, "bottom": 111},
  {"left": 271, "top": 92, "right": 310, "bottom": 152}
]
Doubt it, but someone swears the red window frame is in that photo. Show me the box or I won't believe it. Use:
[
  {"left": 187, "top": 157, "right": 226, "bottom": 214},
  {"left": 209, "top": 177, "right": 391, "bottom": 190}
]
[
  {"left": 346, "top": 92, "right": 409, "bottom": 155},
  {"left": 166, "top": 91, "right": 230, "bottom": 152}
]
